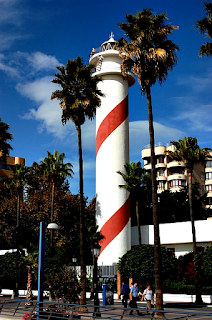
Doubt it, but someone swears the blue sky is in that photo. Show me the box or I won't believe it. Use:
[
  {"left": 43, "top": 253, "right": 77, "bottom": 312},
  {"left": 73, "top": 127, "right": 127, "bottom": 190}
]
[{"left": 1, "top": 0, "right": 212, "bottom": 200}]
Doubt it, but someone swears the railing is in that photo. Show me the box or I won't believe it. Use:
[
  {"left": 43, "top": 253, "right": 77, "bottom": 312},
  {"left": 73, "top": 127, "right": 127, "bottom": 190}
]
[{"left": 1, "top": 299, "right": 212, "bottom": 320}]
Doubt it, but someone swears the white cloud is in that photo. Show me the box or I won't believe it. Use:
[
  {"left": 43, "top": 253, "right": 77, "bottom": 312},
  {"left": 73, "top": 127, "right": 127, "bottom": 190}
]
[
  {"left": 173, "top": 103, "right": 212, "bottom": 132},
  {"left": 17, "top": 76, "right": 72, "bottom": 138},
  {"left": 177, "top": 70, "right": 212, "bottom": 93},
  {"left": 0, "top": 53, "right": 19, "bottom": 77},
  {"left": 129, "top": 120, "right": 184, "bottom": 160},
  {"left": 17, "top": 76, "right": 57, "bottom": 102},
  {"left": 0, "top": 0, "right": 27, "bottom": 51},
  {"left": 23, "top": 51, "right": 60, "bottom": 71},
  {"left": 0, "top": 0, "right": 22, "bottom": 26}
]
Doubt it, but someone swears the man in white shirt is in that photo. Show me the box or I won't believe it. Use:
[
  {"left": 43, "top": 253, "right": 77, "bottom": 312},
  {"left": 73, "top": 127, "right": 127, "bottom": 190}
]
[{"left": 141, "top": 284, "right": 153, "bottom": 314}]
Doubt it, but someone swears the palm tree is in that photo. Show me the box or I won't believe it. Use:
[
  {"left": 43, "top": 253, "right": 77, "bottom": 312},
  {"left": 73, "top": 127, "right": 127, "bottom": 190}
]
[
  {"left": 51, "top": 56, "right": 103, "bottom": 305},
  {"left": 0, "top": 118, "right": 13, "bottom": 164},
  {"left": 167, "top": 137, "right": 211, "bottom": 304},
  {"left": 40, "top": 151, "right": 74, "bottom": 248},
  {"left": 117, "top": 161, "right": 145, "bottom": 245},
  {"left": 195, "top": 1, "right": 212, "bottom": 56},
  {"left": 118, "top": 9, "right": 179, "bottom": 313},
  {"left": 10, "top": 164, "right": 29, "bottom": 229}
]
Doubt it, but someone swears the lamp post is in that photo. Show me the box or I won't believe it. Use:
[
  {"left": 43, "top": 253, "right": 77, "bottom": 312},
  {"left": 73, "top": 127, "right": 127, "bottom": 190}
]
[
  {"left": 72, "top": 255, "right": 77, "bottom": 280},
  {"left": 72, "top": 255, "right": 78, "bottom": 304},
  {"left": 92, "top": 242, "right": 101, "bottom": 318},
  {"left": 37, "top": 222, "right": 58, "bottom": 320}
]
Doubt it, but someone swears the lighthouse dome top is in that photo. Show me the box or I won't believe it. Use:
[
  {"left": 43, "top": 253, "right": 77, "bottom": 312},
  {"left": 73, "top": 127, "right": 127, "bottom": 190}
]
[{"left": 101, "top": 32, "right": 118, "bottom": 51}]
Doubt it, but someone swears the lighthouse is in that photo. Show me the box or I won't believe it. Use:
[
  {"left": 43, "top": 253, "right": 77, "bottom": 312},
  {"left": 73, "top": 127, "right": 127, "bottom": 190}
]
[{"left": 89, "top": 33, "right": 135, "bottom": 266}]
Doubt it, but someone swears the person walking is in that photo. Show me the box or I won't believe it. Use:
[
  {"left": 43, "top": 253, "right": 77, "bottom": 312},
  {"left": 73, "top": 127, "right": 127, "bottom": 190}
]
[
  {"left": 120, "top": 281, "right": 129, "bottom": 308},
  {"left": 141, "top": 284, "right": 153, "bottom": 314},
  {"left": 129, "top": 282, "right": 140, "bottom": 315}
]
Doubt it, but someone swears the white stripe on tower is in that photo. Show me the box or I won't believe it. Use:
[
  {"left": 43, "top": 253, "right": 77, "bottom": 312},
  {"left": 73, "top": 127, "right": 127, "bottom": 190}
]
[{"left": 89, "top": 33, "right": 135, "bottom": 265}]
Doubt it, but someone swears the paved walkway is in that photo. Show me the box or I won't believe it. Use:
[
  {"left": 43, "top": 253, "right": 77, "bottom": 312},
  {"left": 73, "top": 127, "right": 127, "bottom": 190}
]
[{"left": 1, "top": 298, "right": 212, "bottom": 320}]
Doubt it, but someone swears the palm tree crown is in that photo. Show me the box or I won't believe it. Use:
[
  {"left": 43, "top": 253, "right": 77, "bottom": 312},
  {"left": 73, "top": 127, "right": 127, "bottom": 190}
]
[
  {"left": 168, "top": 137, "right": 211, "bottom": 172},
  {"left": 118, "top": 9, "right": 179, "bottom": 94},
  {"left": 51, "top": 56, "right": 104, "bottom": 126},
  {"left": 117, "top": 161, "right": 144, "bottom": 193},
  {"left": 117, "top": 161, "right": 145, "bottom": 245},
  {"left": 196, "top": 1, "right": 212, "bottom": 56},
  {"left": 40, "top": 151, "right": 73, "bottom": 185}
]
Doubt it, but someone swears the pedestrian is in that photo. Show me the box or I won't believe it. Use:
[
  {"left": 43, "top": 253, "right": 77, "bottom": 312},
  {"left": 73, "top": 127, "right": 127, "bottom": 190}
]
[
  {"left": 120, "top": 281, "right": 129, "bottom": 308},
  {"left": 129, "top": 282, "right": 141, "bottom": 315},
  {"left": 141, "top": 284, "right": 153, "bottom": 314}
]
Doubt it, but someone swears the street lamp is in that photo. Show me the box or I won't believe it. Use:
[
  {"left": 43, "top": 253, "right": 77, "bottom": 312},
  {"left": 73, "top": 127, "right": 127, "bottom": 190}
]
[
  {"left": 72, "top": 255, "right": 77, "bottom": 274},
  {"left": 72, "top": 256, "right": 77, "bottom": 282},
  {"left": 72, "top": 255, "right": 78, "bottom": 303},
  {"left": 37, "top": 222, "right": 58, "bottom": 320},
  {"left": 92, "top": 242, "right": 101, "bottom": 318}
]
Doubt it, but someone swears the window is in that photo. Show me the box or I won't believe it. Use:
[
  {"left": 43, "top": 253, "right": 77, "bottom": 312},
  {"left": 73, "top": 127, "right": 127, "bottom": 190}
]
[
  {"left": 157, "top": 155, "right": 164, "bottom": 164},
  {"left": 206, "top": 197, "right": 212, "bottom": 205},
  {"left": 205, "top": 185, "right": 212, "bottom": 192},
  {"left": 0, "top": 164, "right": 12, "bottom": 170},
  {"left": 169, "top": 179, "right": 186, "bottom": 188},
  {"left": 206, "top": 172, "right": 212, "bottom": 180},
  {"left": 158, "top": 181, "right": 165, "bottom": 190},
  {"left": 158, "top": 169, "right": 165, "bottom": 177},
  {"left": 206, "top": 161, "right": 212, "bottom": 168}
]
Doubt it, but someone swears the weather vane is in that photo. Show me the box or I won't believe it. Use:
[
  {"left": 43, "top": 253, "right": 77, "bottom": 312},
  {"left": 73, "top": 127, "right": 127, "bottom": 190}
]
[{"left": 109, "top": 32, "right": 114, "bottom": 39}]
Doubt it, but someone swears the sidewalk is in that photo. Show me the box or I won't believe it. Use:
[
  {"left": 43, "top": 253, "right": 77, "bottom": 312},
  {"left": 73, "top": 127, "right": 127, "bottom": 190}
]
[{"left": 1, "top": 298, "right": 212, "bottom": 320}]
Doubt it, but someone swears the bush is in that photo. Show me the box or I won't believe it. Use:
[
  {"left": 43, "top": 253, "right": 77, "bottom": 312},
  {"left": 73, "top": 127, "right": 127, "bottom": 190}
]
[{"left": 163, "top": 280, "right": 212, "bottom": 295}]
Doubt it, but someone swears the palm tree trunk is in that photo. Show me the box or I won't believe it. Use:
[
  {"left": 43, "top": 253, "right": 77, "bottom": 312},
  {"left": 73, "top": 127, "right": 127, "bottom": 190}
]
[
  {"left": 136, "top": 199, "right": 141, "bottom": 245},
  {"left": 25, "top": 266, "right": 33, "bottom": 305},
  {"left": 50, "top": 181, "right": 55, "bottom": 250},
  {"left": 146, "top": 85, "right": 164, "bottom": 316},
  {"left": 77, "top": 124, "right": 86, "bottom": 306},
  {"left": 188, "top": 171, "right": 203, "bottom": 304},
  {"left": 17, "top": 193, "right": 20, "bottom": 228}
]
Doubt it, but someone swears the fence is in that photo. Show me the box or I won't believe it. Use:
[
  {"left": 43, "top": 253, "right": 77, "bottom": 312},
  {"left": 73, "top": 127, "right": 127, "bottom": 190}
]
[{"left": 1, "top": 299, "right": 212, "bottom": 320}]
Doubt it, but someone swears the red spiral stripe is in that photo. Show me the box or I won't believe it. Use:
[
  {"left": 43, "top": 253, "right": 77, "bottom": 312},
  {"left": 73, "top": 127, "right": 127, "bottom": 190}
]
[
  {"left": 96, "top": 96, "right": 128, "bottom": 156},
  {"left": 99, "top": 196, "right": 130, "bottom": 254}
]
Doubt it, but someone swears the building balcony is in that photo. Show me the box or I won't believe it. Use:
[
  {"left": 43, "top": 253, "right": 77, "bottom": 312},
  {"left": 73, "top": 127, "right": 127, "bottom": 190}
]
[
  {"left": 157, "top": 188, "right": 165, "bottom": 194},
  {"left": 167, "top": 173, "right": 187, "bottom": 181},
  {"left": 157, "top": 176, "right": 167, "bottom": 181},
  {"left": 205, "top": 179, "right": 212, "bottom": 185},
  {"left": 166, "top": 145, "right": 176, "bottom": 152},
  {"left": 142, "top": 148, "right": 151, "bottom": 159},
  {"left": 155, "top": 145, "right": 166, "bottom": 155},
  {"left": 167, "top": 161, "right": 186, "bottom": 169},
  {"left": 144, "top": 163, "right": 151, "bottom": 171},
  {"left": 206, "top": 192, "right": 212, "bottom": 198},
  {"left": 156, "top": 163, "right": 166, "bottom": 169},
  {"left": 169, "top": 186, "right": 185, "bottom": 192},
  {"left": 206, "top": 204, "right": 212, "bottom": 209}
]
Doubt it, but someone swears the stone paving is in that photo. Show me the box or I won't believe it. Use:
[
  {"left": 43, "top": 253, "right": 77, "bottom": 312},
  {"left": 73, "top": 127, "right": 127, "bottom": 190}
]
[{"left": 1, "top": 298, "right": 212, "bottom": 320}]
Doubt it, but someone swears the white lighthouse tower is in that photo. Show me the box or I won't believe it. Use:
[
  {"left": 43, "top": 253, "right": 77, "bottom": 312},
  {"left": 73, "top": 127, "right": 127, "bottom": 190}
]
[{"left": 89, "top": 33, "right": 135, "bottom": 266}]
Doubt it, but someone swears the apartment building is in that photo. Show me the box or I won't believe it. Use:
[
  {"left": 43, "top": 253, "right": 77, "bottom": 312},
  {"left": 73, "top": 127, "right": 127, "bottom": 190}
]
[
  {"left": 141, "top": 144, "right": 212, "bottom": 207},
  {"left": 0, "top": 156, "right": 25, "bottom": 188}
]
